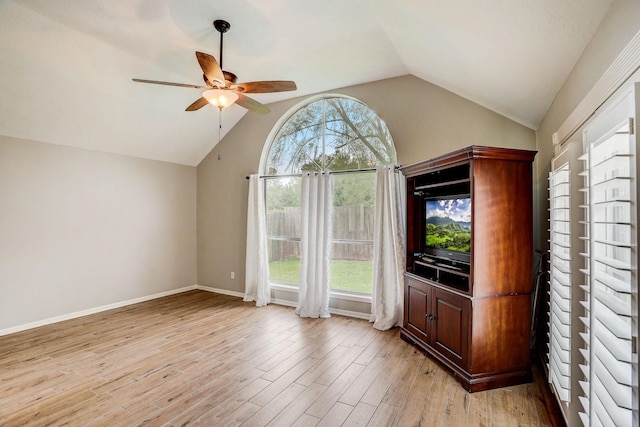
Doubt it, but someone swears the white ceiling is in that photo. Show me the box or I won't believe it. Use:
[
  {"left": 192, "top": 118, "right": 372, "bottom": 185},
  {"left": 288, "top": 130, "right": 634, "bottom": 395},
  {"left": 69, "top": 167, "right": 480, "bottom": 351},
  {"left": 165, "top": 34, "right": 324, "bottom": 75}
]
[{"left": 0, "top": 0, "right": 613, "bottom": 166}]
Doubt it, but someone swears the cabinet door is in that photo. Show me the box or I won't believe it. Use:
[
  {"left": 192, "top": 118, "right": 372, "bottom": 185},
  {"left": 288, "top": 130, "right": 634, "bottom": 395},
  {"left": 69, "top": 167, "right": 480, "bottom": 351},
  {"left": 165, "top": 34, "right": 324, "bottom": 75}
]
[
  {"left": 406, "top": 282, "right": 429, "bottom": 340},
  {"left": 431, "top": 289, "right": 470, "bottom": 369}
]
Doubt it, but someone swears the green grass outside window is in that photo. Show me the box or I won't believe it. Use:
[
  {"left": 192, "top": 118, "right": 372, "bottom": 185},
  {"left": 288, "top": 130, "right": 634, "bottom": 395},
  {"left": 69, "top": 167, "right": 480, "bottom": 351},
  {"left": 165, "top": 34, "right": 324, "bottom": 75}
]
[{"left": 269, "top": 257, "right": 373, "bottom": 294}]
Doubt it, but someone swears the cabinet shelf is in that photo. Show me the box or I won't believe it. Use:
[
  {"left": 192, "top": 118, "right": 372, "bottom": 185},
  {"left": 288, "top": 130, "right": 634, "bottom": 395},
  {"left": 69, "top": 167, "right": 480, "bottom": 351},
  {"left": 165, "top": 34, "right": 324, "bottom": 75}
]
[
  {"left": 414, "top": 177, "right": 470, "bottom": 191},
  {"left": 413, "top": 260, "right": 470, "bottom": 293}
]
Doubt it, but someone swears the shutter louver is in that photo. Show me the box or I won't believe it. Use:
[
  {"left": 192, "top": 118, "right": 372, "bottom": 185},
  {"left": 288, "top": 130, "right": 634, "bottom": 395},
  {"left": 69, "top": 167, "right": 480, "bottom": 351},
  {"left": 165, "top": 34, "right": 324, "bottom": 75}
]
[{"left": 548, "top": 163, "right": 573, "bottom": 405}]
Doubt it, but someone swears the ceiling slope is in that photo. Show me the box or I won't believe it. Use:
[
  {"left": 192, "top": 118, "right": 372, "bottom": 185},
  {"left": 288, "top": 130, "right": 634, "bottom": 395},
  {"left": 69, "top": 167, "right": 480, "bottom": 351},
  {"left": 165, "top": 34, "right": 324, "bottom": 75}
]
[{"left": 0, "top": 0, "right": 612, "bottom": 165}]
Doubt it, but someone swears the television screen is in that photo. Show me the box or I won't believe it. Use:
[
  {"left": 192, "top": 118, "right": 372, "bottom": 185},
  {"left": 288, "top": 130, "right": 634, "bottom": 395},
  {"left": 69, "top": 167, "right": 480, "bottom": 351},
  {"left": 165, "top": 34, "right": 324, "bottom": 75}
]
[{"left": 425, "top": 198, "right": 472, "bottom": 254}]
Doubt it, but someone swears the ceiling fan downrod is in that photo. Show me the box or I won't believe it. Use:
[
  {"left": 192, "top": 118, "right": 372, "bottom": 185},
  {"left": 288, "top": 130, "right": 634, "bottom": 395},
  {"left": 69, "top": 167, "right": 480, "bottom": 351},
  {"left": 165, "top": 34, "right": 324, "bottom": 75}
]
[{"left": 213, "top": 19, "right": 230, "bottom": 71}]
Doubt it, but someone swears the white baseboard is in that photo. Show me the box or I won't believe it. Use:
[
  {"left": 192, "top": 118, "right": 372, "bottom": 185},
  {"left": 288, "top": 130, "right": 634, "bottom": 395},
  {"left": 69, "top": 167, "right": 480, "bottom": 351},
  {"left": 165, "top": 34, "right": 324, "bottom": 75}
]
[
  {"left": 0, "top": 285, "right": 197, "bottom": 336},
  {"left": 195, "top": 285, "right": 244, "bottom": 298},
  {"left": 329, "top": 308, "right": 371, "bottom": 320},
  {"left": 1, "top": 284, "right": 370, "bottom": 337},
  {"left": 192, "top": 287, "right": 370, "bottom": 320},
  {"left": 271, "top": 297, "right": 371, "bottom": 320}
]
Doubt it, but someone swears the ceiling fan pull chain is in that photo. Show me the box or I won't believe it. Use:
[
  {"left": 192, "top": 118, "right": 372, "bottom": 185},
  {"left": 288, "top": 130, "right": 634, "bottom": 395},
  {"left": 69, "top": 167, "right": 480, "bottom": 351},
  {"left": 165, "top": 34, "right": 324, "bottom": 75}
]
[{"left": 218, "top": 108, "right": 222, "bottom": 145}]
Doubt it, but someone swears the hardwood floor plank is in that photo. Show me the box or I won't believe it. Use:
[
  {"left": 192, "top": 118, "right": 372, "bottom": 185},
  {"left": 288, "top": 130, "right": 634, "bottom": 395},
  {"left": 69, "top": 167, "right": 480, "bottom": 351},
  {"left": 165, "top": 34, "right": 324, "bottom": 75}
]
[
  {"left": 315, "top": 401, "right": 354, "bottom": 427},
  {"left": 112, "top": 369, "right": 186, "bottom": 412},
  {"left": 167, "top": 367, "right": 266, "bottom": 427},
  {"left": 338, "top": 356, "right": 386, "bottom": 406},
  {"left": 266, "top": 382, "right": 327, "bottom": 426},
  {"left": 0, "top": 291, "right": 555, "bottom": 426},
  {"left": 82, "top": 404, "right": 137, "bottom": 427},
  {"left": 255, "top": 340, "right": 307, "bottom": 373},
  {"left": 305, "top": 362, "right": 366, "bottom": 418},
  {"left": 512, "top": 383, "right": 542, "bottom": 427},
  {"left": 193, "top": 377, "right": 272, "bottom": 425},
  {"left": 216, "top": 401, "right": 263, "bottom": 427},
  {"left": 381, "top": 356, "right": 422, "bottom": 406},
  {"left": 0, "top": 387, "right": 100, "bottom": 426},
  {"left": 360, "top": 356, "right": 404, "bottom": 406},
  {"left": 290, "top": 413, "right": 321, "bottom": 427},
  {"left": 252, "top": 356, "right": 319, "bottom": 406},
  {"left": 440, "top": 376, "right": 470, "bottom": 426},
  {"left": 260, "top": 344, "right": 322, "bottom": 382},
  {"left": 418, "top": 364, "right": 455, "bottom": 426},
  {"left": 0, "top": 383, "right": 59, "bottom": 414},
  {"left": 530, "top": 362, "right": 562, "bottom": 427},
  {"left": 353, "top": 332, "right": 393, "bottom": 366},
  {"left": 490, "top": 387, "right": 516, "bottom": 426},
  {"left": 50, "top": 394, "right": 118, "bottom": 426},
  {"left": 467, "top": 389, "right": 492, "bottom": 427},
  {"left": 342, "top": 401, "right": 377, "bottom": 426},
  {"left": 244, "top": 383, "right": 308, "bottom": 427},
  {"left": 151, "top": 361, "right": 235, "bottom": 409},
  {"left": 392, "top": 358, "right": 439, "bottom": 426},
  {"left": 367, "top": 402, "right": 400, "bottom": 427},
  {"left": 294, "top": 344, "right": 350, "bottom": 387},
  {"left": 312, "top": 344, "right": 366, "bottom": 386}
]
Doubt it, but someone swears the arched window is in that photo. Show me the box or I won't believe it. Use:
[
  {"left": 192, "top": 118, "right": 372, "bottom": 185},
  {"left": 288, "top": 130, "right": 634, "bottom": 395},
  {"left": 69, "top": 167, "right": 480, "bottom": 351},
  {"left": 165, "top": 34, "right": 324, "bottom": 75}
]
[{"left": 262, "top": 95, "right": 396, "bottom": 295}]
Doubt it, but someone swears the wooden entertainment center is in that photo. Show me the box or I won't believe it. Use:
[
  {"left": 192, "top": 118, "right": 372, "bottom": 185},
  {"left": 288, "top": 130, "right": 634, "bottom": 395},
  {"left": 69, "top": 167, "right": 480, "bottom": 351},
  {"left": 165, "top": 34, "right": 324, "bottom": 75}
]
[{"left": 400, "top": 145, "right": 537, "bottom": 392}]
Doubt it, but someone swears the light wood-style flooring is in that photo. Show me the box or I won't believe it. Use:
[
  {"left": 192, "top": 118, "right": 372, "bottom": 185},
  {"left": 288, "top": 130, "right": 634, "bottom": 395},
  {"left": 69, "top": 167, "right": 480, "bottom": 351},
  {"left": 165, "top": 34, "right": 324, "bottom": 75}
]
[{"left": 0, "top": 290, "right": 560, "bottom": 426}]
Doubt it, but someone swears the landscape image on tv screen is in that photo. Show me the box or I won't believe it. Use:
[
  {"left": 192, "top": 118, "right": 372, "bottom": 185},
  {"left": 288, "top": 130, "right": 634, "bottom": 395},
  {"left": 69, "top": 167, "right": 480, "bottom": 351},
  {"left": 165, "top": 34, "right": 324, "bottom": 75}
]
[{"left": 425, "top": 198, "right": 471, "bottom": 253}]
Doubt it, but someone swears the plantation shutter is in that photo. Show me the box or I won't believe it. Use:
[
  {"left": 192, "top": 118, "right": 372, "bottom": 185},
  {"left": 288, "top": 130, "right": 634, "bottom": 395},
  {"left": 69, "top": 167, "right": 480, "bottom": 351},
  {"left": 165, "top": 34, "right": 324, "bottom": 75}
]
[
  {"left": 548, "top": 84, "right": 639, "bottom": 427},
  {"left": 578, "top": 86, "right": 638, "bottom": 427}
]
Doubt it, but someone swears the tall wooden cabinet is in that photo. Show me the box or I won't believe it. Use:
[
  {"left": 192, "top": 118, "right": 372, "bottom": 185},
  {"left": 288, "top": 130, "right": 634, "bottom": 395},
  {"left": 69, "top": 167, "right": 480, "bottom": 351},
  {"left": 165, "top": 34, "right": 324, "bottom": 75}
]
[{"left": 401, "top": 145, "right": 537, "bottom": 392}]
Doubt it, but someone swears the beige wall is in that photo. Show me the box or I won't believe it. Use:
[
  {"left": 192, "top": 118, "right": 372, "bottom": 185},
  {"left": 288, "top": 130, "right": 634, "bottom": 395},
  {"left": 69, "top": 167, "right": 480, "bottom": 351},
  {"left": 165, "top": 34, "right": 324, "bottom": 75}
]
[
  {"left": 197, "top": 75, "right": 536, "bottom": 300},
  {"left": 0, "top": 136, "right": 197, "bottom": 331},
  {"left": 534, "top": 0, "right": 640, "bottom": 250},
  {"left": 4, "top": 2, "right": 637, "bottom": 331}
]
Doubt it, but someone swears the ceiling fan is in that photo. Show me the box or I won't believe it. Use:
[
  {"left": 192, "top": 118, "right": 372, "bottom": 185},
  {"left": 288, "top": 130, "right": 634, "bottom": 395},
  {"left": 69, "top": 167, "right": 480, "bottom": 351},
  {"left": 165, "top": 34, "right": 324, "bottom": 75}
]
[{"left": 133, "top": 19, "right": 297, "bottom": 114}]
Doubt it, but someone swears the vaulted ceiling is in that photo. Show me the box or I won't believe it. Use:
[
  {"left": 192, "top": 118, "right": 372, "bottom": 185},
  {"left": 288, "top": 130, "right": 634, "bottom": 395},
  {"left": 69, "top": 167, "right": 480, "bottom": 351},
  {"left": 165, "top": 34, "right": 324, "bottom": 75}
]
[{"left": 0, "top": 0, "right": 613, "bottom": 165}]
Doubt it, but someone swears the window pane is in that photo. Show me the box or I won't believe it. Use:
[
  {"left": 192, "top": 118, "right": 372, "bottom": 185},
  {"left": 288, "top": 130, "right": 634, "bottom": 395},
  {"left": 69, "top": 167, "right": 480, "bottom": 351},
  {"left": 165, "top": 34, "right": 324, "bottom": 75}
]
[
  {"left": 268, "top": 245, "right": 301, "bottom": 285},
  {"left": 266, "top": 177, "right": 301, "bottom": 239},
  {"left": 325, "top": 98, "right": 397, "bottom": 168},
  {"left": 330, "top": 243, "right": 373, "bottom": 294},
  {"left": 330, "top": 172, "right": 375, "bottom": 294},
  {"left": 332, "top": 172, "right": 375, "bottom": 239},
  {"left": 266, "top": 177, "right": 301, "bottom": 286},
  {"left": 266, "top": 102, "right": 324, "bottom": 174}
]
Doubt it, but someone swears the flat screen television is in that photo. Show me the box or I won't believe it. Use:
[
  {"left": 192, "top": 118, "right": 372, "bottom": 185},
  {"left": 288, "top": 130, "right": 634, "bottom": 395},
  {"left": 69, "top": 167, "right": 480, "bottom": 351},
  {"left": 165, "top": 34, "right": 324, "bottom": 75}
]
[{"left": 424, "top": 198, "right": 471, "bottom": 264}]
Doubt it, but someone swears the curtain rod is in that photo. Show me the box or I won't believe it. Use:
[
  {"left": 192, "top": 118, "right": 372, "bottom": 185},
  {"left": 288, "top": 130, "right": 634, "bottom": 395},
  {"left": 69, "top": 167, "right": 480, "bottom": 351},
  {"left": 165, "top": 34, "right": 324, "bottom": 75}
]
[{"left": 245, "top": 165, "right": 400, "bottom": 180}]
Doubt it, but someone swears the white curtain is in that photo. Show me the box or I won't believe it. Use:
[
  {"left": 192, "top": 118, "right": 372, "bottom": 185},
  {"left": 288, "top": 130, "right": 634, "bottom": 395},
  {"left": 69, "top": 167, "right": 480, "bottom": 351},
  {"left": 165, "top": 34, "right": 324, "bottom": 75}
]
[
  {"left": 370, "top": 166, "right": 406, "bottom": 330},
  {"left": 243, "top": 174, "right": 270, "bottom": 307},
  {"left": 296, "top": 172, "right": 333, "bottom": 318}
]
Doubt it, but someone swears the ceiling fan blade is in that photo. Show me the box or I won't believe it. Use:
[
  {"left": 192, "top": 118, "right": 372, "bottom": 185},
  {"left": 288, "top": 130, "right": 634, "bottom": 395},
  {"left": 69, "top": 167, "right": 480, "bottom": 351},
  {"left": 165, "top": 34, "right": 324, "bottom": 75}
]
[
  {"left": 232, "top": 80, "right": 297, "bottom": 93},
  {"left": 195, "top": 52, "right": 226, "bottom": 86},
  {"left": 186, "top": 97, "right": 210, "bottom": 111},
  {"left": 235, "top": 93, "right": 270, "bottom": 114},
  {"left": 132, "top": 78, "right": 208, "bottom": 89}
]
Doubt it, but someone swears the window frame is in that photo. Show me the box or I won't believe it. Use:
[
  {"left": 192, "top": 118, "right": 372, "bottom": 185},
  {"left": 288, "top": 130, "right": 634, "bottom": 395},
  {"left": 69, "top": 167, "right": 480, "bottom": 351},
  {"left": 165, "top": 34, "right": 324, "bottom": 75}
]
[{"left": 261, "top": 94, "right": 396, "bottom": 300}]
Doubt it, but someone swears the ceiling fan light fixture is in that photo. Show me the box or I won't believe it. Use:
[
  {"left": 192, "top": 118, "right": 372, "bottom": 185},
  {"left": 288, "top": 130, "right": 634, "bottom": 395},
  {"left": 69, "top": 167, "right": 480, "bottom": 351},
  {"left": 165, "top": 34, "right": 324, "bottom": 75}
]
[{"left": 203, "top": 89, "right": 238, "bottom": 110}]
